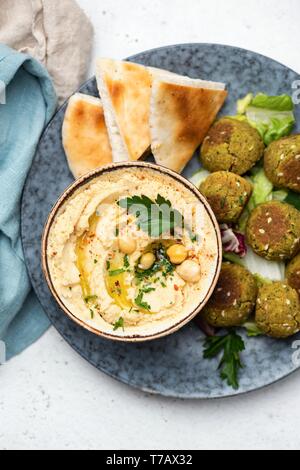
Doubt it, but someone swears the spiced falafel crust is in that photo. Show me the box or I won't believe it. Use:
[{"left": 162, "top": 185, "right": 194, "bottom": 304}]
[
  {"left": 200, "top": 117, "right": 264, "bottom": 175},
  {"left": 246, "top": 201, "right": 300, "bottom": 261},
  {"left": 255, "top": 281, "right": 300, "bottom": 338},
  {"left": 203, "top": 262, "right": 257, "bottom": 327},
  {"left": 200, "top": 171, "right": 252, "bottom": 223},
  {"left": 286, "top": 253, "right": 300, "bottom": 298},
  {"left": 264, "top": 134, "right": 300, "bottom": 193}
]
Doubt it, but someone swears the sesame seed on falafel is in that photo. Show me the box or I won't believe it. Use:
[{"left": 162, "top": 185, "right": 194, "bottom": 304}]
[
  {"left": 264, "top": 134, "right": 300, "bottom": 193},
  {"left": 246, "top": 201, "right": 300, "bottom": 261},
  {"left": 200, "top": 117, "right": 265, "bottom": 175},
  {"left": 255, "top": 281, "right": 300, "bottom": 338},
  {"left": 202, "top": 263, "right": 258, "bottom": 328},
  {"left": 200, "top": 171, "right": 253, "bottom": 224}
]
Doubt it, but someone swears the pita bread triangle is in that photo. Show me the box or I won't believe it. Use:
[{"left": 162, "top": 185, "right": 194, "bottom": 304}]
[
  {"left": 62, "top": 93, "right": 112, "bottom": 179},
  {"left": 96, "top": 58, "right": 152, "bottom": 162},
  {"left": 150, "top": 73, "right": 228, "bottom": 173}
]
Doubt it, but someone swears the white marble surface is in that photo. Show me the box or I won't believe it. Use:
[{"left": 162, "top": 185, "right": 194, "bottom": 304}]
[{"left": 1, "top": 0, "right": 300, "bottom": 451}]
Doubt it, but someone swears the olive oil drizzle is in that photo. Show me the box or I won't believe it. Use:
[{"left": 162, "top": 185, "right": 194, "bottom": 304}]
[
  {"left": 105, "top": 251, "right": 133, "bottom": 309},
  {"left": 75, "top": 212, "right": 100, "bottom": 300}
]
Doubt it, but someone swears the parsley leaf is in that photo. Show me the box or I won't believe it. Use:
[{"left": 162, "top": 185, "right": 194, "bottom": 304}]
[
  {"left": 108, "top": 255, "right": 130, "bottom": 276},
  {"left": 142, "top": 287, "right": 156, "bottom": 294},
  {"left": 135, "top": 290, "right": 151, "bottom": 311},
  {"left": 113, "top": 317, "right": 125, "bottom": 331},
  {"left": 109, "top": 268, "right": 126, "bottom": 277},
  {"left": 84, "top": 295, "right": 98, "bottom": 304},
  {"left": 118, "top": 194, "right": 184, "bottom": 237},
  {"left": 203, "top": 331, "right": 245, "bottom": 389}
]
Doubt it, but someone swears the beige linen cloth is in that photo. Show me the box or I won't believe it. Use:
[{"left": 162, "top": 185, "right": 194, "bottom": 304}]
[{"left": 0, "top": 0, "right": 94, "bottom": 104}]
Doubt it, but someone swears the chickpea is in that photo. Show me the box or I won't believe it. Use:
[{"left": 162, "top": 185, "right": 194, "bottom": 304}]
[
  {"left": 118, "top": 236, "right": 137, "bottom": 255},
  {"left": 176, "top": 260, "right": 201, "bottom": 283},
  {"left": 139, "top": 252, "right": 156, "bottom": 270},
  {"left": 167, "top": 244, "right": 188, "bottom": 265}
]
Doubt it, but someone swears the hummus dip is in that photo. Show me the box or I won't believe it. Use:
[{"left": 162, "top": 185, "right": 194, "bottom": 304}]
[{"left": 47, "top": 167, "right": 220, "bottom": 336}]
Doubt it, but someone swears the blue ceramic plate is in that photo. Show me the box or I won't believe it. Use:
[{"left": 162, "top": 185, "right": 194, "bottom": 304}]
[{"left": 21, "top": 44, "right": 300, "bottom": 398}]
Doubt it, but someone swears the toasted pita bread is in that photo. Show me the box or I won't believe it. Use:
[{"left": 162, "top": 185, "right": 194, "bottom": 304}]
[
  {"left": 96, "top": 59, "right": 198, "bottom": 163},
  {"left": 62, "top": 93, "right": 112, "bottom": 179},
  {"left": 96, "top": 58, "right": 153, "bottom": 162},
  {"left": 150, "top": 76, "right": 227, "bottom": 173}
]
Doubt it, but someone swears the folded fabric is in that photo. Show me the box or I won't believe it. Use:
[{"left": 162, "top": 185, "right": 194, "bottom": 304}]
[
  {"left": 0, "top": 44, "right": 57, "bottom": 359},
  {"left": 0, "top": 0, "right": 94, "bottom": 105}
]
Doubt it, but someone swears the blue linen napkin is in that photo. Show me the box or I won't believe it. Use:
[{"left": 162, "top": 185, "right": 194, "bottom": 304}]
[{"left": 0, "top": 44, "right": 57, "bottom": 360}]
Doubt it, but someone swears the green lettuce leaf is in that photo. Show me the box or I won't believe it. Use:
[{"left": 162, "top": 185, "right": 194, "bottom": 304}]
[
  {"left": 237, "top": 93, "right": 253, "bottom": 115},
  {"left": 247, "top": 167, "right": 273, "bottom": 211},
  {"left": 237, "top": 168, "right": 273, "bottom": 233},
  {"left": 237, "top": 93, "right": 295, "bottom": 145},
  {"left": 243, "top": 322, "right": 263, "bottom": 338},
  {"left": 272, "top": 189, "right": 289, "bottom": 202},
  {"left": 250, "top": 93, "right": 294, "bottom": 111}
]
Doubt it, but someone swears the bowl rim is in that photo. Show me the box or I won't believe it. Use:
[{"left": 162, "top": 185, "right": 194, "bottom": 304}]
[{"left": 41, "top": 161, "right": 222, "bottom": 342}]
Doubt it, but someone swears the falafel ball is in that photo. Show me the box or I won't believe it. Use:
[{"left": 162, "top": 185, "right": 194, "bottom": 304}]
[
  {"left": 255, "top": 281, "right": 300, "bottom": 338},
  {"left": 203, "top": 263, "right": 258, "bottom": 327},
  {"left": 246, "top": 201, "right": 300, "bottom": 261},
  {"left": 200, "top": 117, "right": 264, "bottom": 175},
  {"left": 264, "top": 134, "right": 300, "bottom": 193},
  {"left": 200, "top": 171, "right": 252, "bottom": 223},
  {"left": 286, "top": 253, "right": 300, "bottom": 298}
]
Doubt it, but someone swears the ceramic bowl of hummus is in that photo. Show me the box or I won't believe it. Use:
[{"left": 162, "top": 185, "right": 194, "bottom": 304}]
[{"left": 42, "top": 162, "right": 222, "bottom": 342}]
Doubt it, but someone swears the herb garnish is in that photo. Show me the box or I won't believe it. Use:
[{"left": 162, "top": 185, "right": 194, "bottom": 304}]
[
  {"left": 108, "top": 254, "right": 131, "bottom": 276},
  {"left": 135, "top": 287, "right": 155, "bottom": 312},
  {"left": 84, "top": 295, "right": 98, "bottom": 304},
  {"left": 135, "top": 293, "right": 151, "bottom": 311},
  {"left": 203, "top": 331, "right": 245, "bottom": 390},
  {"left": 118, "top": 194, "right": 184, "bottom": 237},
  {"left": 124, "top": 255, "right": 130, "bottom": 269},
  {"left": 190, "top": 233, "right": 199, "bottom": 243},
  {"left": 135, "top": 245, "right": 175, "bottom": 282},
  {"left": 113, "top": 317, "right": 125, "bottom": 331},
  {"left": 109, "top": 268, "right": 126, "bottom": 277},
  {"left": 142, "top": 287, "right": 156, "bottom": 294}
]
